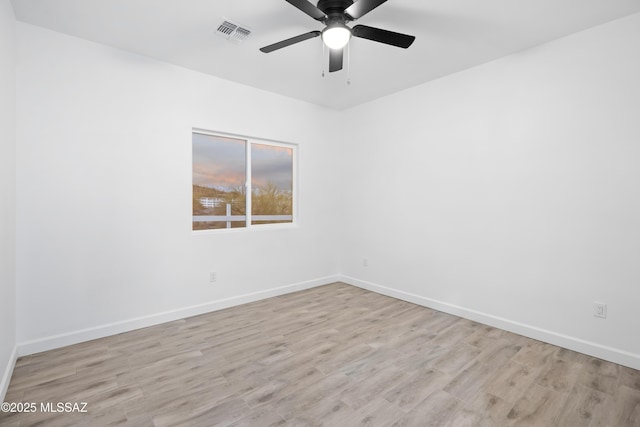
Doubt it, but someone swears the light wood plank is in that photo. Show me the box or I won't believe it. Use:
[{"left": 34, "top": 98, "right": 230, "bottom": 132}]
[{"left": 2, "top": 282, "right": 639, "bottom": 426}]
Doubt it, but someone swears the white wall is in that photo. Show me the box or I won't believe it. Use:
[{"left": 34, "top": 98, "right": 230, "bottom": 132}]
[
  {"left": 15, "top": 23, "right": 341, "bottom": 353},
  {"left": 0, "top": 0, "right": 17, "bottom": 400},
  {"left": 339, "top": 13, "right": 640, "bottom": 369},
  {"left": 13, "top": 10, "right": 640, "bottom": 372}
]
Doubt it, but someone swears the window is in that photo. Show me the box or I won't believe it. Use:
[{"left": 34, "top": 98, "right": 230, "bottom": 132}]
[{"left": 192, "top": 130, "right": 295, "bottom": 230}]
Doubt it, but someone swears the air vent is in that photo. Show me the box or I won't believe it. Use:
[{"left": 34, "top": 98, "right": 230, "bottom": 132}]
[{"left": 216, "top": 19, "right": 252, "bottom": 44}]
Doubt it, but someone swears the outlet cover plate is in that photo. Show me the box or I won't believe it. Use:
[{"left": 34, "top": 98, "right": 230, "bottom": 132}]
[{"left": 594, "top": 302, "right": 607, "bottom": 319}]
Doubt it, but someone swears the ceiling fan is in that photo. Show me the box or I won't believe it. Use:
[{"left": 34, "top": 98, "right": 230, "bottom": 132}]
[{"left": 260, "top": 0, "right": 416, "bottom": 72}]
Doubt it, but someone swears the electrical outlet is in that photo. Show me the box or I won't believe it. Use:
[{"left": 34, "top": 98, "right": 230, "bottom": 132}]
[
  {"left": 363, "top": 258, "right": 369, "bottom": 267},
  {"left": 209, "top": 272, "right": 217, "bottom": 283},
  {"left": 594, "top": 302, "right": 607, "bottom": 319}
]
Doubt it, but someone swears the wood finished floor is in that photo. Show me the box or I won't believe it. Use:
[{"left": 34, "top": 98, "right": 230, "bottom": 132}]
[{"left": 2, "top": 283, "right": 640, "bottom": 427}]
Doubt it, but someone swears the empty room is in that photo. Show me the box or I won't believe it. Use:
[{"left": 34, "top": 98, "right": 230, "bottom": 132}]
[{"left": 1, "top": 0, "right": 640, "bottom": 426}]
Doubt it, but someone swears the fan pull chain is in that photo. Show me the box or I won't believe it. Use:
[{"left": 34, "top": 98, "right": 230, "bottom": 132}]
[
  {"left": 347, "top": 41, "right": 351, "bottom": 85},
  {"left": 321, "top": 42, "right": 326, "bottom": 78}
]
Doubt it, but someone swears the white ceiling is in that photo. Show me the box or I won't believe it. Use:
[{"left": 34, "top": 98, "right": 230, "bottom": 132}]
[{"left": 11, "top": 0, "right": 640, "bottom": 110}]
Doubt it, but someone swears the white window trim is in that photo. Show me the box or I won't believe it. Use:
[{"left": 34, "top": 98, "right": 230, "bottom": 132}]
[{"left": 192, "top": 128, "right": 298, "bottom": 233}]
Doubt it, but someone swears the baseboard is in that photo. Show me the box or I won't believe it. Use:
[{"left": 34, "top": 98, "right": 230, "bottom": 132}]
[
  {"left": 16, "top": 274, "right": 640, "bottom": 370},
  {"left": 1, "top": 344, "right": 17, "bottom": 402},
  {"left": 340, "top": 275, "right": 640, "bottom": 371},
  {"left": 17, "top": 275, "right": 340, "bottom": 357}
]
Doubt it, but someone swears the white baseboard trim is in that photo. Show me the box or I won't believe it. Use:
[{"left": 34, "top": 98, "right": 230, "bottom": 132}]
[
  {"left": 340, "top": 275, "right": 640, "bottom": 371},
  {"left": 1, "top": 344, "right": 17, "bottom": 402},
  {"left": 17, "top": 275, "right": 340, "bottom": 357}
]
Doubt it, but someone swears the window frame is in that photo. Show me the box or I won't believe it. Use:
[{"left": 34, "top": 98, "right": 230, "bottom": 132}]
[{"left": 192, "top": 128, "right": 298, "bottom": 232}]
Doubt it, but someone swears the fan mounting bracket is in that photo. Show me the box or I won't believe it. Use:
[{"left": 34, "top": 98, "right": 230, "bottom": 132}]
[{"left": 317, "top": 0, "right": 355, "bottom": 20}]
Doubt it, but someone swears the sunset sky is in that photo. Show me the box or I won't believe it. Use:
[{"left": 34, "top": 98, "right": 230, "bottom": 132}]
[{"left": 192, "top": 133, "right": 292, "bottom": 192}]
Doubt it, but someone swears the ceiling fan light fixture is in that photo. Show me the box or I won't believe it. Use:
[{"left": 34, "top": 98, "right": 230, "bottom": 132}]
[
  {"left": 260, "top": 0, "right": 416, "bottom": 73},
  {"left": 322, "top": 24, "right": 351, "bottom": 50}
]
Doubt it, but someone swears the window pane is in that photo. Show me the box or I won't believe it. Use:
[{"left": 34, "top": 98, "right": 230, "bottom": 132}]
[
  {"left": 251, "top": 143, "right": 293, "bottom": 225},
  {"left": 192, "top": 133, "right": 246, "bottom": 230}
]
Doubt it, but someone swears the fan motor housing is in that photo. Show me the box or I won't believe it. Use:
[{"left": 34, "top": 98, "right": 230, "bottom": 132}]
[{"left": 317, "top": 0, "right": 354, "bottom": 16}]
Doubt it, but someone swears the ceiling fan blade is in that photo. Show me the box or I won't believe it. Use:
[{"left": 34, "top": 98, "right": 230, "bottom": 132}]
[
  {"left": 344, "top": 0, "right": 389, "bottom": 20},
  {"left": 260, "top": 31, "right": 322, "bottom": 53},
  {"left": 352, "top": 25, "right": 415, "bottom": 48},
  {"left": 285, "top": 0, "right": 327, "bottom": 21},
  {"left": 329, "top": 48, "right": 343, "bottom": 72}
]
